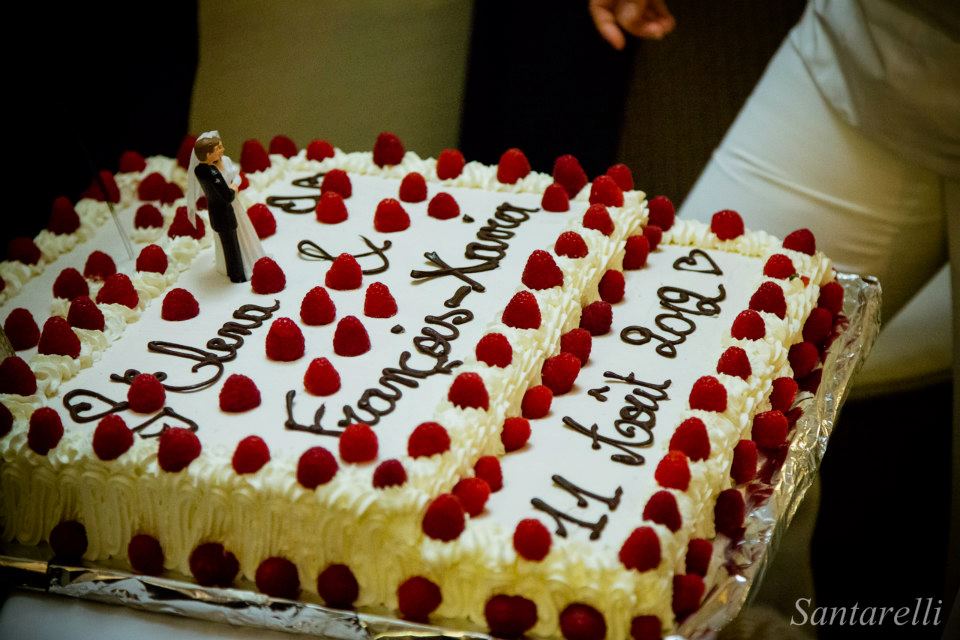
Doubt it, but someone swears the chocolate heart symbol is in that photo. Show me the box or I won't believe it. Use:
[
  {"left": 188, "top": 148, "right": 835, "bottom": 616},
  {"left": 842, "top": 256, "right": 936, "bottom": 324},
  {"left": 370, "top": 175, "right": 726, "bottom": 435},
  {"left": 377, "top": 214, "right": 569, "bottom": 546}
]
[{"left": 672, "top": 249, "right": 723, "bottom": 276}]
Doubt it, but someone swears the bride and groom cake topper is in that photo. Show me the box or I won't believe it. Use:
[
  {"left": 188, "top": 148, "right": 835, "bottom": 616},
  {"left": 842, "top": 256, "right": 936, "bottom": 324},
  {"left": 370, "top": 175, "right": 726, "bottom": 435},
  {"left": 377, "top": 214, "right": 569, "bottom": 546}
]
[{"left": 187, "top": 131, "right": 265, "bottom": 282}]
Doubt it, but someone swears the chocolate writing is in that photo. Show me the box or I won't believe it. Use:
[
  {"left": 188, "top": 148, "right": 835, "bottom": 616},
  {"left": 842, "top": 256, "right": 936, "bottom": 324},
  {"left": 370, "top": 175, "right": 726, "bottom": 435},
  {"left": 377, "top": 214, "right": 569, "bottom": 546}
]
[
  {"left": 531, "top": 475, "right": 623, "bottom": 540},
  {"left": 298, "top": 235, "right": 391, "bottom": 275}
]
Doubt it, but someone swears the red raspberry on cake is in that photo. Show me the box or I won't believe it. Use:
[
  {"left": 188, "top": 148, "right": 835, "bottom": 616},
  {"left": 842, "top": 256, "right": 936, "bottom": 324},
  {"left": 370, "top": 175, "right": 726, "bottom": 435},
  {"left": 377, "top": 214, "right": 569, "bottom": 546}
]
[
  {"left": 240, "top": 139, "right": 271, "bottom": 173},
  {"left": 38, "top": 316, "right": 81, "bottom": 358},
  {"left": 711, "top": 209, "right": 745, "bottom": 240},
  {"left": 176, "top": 134, "right": 197, "bottom": 170},
  {"left": 619, "top": 526, "right": 661, "bottom": 572},
  {"left": 655, "top": 451, "right": 691, "bottom": 490},
  {"left": 763, "top": 254, "right": 795, "bottom": 279},
  {"left": 374, "top": 198, "right": 411, "bottom": 232},
  {"left": 643, "top": 224, "right": 663, "bottom": 251},
  {"left": 161, "top": 288, "right": 200, "bottom": 321},
  {"left": 297, "top": 446, "right": 338, "bottom": 488},
  {"left": 134, "top": 204, "right": 164, "bottom": 229},
  {"left": 670, "top": 417, "right": 711, "bottom": 461},
  {"left": 232, "top": 435, "right": 270, "bottom": 474},
  {"left": 818, "top": 281, "right": 844, "bottom": 315},
  {"left": 246, "top": 203, "right": 277, "bottom": 238},
  {"left": 496, "top": 147, "right": 531, "bottom": 184},
  {"left": 783, "top": 228, "right": 816, "bottom": 255},
  {"left": 7, "top": 237, "right": 42, "bottom": 264},
  {"left": 251, "top": 257, "right": 286, "bottom": 294},
  {"left": 769, "top": 376, "right": 799, "bottom": 412},
  {"left": 339, "top": 423, "right": 378, "bottom": 463},
  {"left": 0, "top": 356, "right": 38, "bottom": 396},
  {"left": 157, "top": 426, "right": 202, "bottom": 472},
  {"left": 599, "top": 269, "right": 625, "bottom": 303},
  {"left": 161, "top": 182, "right": 184, "bottom": 205},
  {"left": 502, "top": 290, "right": 541, "bottom": 329},
  {"left": 427, "top": 192, "right": 460, "bottom": 219},
  {"left": 0, "top": 404, "right": 13, "bottom": 439},
  {"left": 476, "top": 332, "right": 513, "bottom": 368},
  {"left": 436, "top": 148, "right": 466, "bottom": 179},
  {"left": 689, "top": 375, "right": 727, "bottom": 412},
  {"left": 560, "top": 604, "right": 607, "bottom": 640},
  {"left": 92, "top": 414, "right": 134, "bottom": 461},
  {"left": 325, "top": 253, "right": 362, "bottom": 290},
  {"left": 448, "top": 372, "right": 489, "bottom": 410},
  {"left": 803, "top": 307, "right": 834, "bottom": 344},
  {"left": 189, "top": 542, "right": 239, "bottom": 587},
  {"left": 127, "top": 373, "right": 165, "bottom": 413},
  {"left": 399, "top": 172, "right": 427, "bottom": 202},
  {"left": 300, "top": 286, "right": 336, "bottom": 325},
  {"left": 321, "top": 169, "right": 352, "bottom": 198},
  {"left": 647, "top": 195, "right": 675, "bottom": 231},
  {"left": 28, "top": 407, "right": 64, "bottom": 455},
  {"left": 333, "top": 315, "right": 371, "bottom": 356},
  {"left": 716, "top": 346, "right": 752, "bottom": 379},
  {"left": 136, "top": 244, "right": 169, "bottom": 274},
  {"left": 422, "top": 493, "right": 465, "bottom": 541},
  {"left": 408, "top": 421, "right": 450, "bottom": 458},
  {"left": 485, "top": 595, "right": 538, "bottom": 639},
  {"left": 715, "top": 488, "right": 745, "bottom": 538},
  {"left": 501, "top": 416, "right": 531, "bottom": 452},
  {"left": 265, "top": 317, "right": 305, "bottom": 361},
  {"left": 397, "top": 576, "right": 442, "bottom": 622},
  {"left": 138, "top": 173, "right": 168, "bottom": 201},
  {"left": 673, "top": 574, "right": 706, "bottom": 619},
  {"left": 304, "top": 357, "right": 341, "bottom": 396},
  {"left": 4, "top": 308, "right": 40, "bottom": 350},
  {"left": 53, "top": 267, "right": 89, "bottom": 299},
  {"left": 749, "top": 281, "right": 787, "bottom": 319},
  {"left": 798, "top": 368, "right": 823, "bottom": 394},
  {"left": 364, "top": 282, "right": 398, "bottom": 318},
  {"left": 643, "top": 490, "right": 682, "bottom": 532},
  {"left": 90, "top": 170, "right": 121, "bottom": 203},
  {"left": 514, "top": 518, "right": 551, "bottom": 561},
  {"left": 48, "top": 196, "right": 80, "bottom": 234},
  {"left": 685, "top": 538, "right": 713, "bottom": 578},
  {"left": 83, "top": 250, "right": 116, "bottom": 280},
  {"left": 580, "top": 300, "right": 613, "bottom": 335},
  {"left": 589, "top": 175, "right": 624, "bottom": 207},
  {"left": 560, "top": 328, "right": 592, "bottom": 365},
  {"left": 552, "top": 154, "right": 588, "bottom": 198},
  {"left": 731, "top": 309, "right": 766, "bottom": 340},
  {"left": 219, "top": 374, "right": 261, "bottom": 412},
  {"left": 788, "top": 341, "right": 819, "bottom": 377},
  {"left": 167, "top": 207, "right": 205, "bottom": 239},
  {"left": 623, "top": 234, "right": 650, "bottom": 269},
  {"left": 306, "top": 139, "right": 335, "bottom": 161},
  {"left": 256, "top": 556, "right": 300, "bottom": 599},
  {"left": 269, "top": 134, "right": 298, "bottom": 158},
  {"left": 474, "top": 455, "right": 503, "bottom": 491},
  {"left": 373, "top": 459, "right": 407, "bottom": 488},
  {"left": 606, "top": 163, "right": 634, "bottom": 191},
  {"left": 542, "top": 183, "right": 570, "bottom": 212},
  {"left": 522, "top": 249, "right": 564, "bottom": 290},
  {"left": 583, "top": 204, "right": 614, "bottom": 236},
  {"left": 316, "top": 564, "right": 359, "bottom": 608},
  {"left": 731, "top": 439, "right": 758, "bottom": 484},
  {"left": 453, "top": 477, "right": 491, "bottom": 516},
  {"left": 49, "top": 520, "right": 87, "bottom": 562},
  {"left": 555, "top": 231, "right": 588, "bottom": 258},
  {"left": 373, "top": 131, "right": 406, "bottom": 167},
  {"left": 541, "top": 352, "right": 581, "bottom": 395},
  {"left": 118, "top": 150, "right": 147, "bottom": 173},
  {"left": 521, "top": 384, "right": 552, "bottom": 419},
  {"left": 128, "top": 534, "right": 164, "bottom": 576}
]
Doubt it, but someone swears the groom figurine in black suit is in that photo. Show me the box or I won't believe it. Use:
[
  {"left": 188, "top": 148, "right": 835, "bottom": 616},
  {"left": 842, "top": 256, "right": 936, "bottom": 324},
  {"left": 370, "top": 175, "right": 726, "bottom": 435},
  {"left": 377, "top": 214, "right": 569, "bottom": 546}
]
[{"left": 193, "top": 136, "right": 247, "bottom": 283}]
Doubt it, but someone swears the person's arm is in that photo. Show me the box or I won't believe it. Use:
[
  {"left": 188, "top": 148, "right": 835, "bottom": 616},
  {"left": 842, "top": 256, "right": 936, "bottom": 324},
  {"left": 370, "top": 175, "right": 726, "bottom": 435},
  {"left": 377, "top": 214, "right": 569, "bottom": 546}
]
[{"left": 589, "top": 0, "right": 676, "bottom": 49}]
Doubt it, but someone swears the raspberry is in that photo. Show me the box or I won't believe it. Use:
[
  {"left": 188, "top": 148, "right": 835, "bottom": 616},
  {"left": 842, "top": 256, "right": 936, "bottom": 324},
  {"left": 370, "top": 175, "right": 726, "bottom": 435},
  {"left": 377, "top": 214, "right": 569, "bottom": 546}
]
[
  {"left": 50, "top": 520, "right": 87, "bottom": 562},
  {"left": 731, "top": 439, "right": 758, "bottom": 484},
  {"left": 542, "top": 183, "right": 570, "bottom": 212},
  {"left": 643, "top": 490, "right": 681, "bottom": 532},
  {"left": 161, "top": 288, "right": 200, "bottom": 321},
  {"left": 333, "top": 315, "right": 371, "bottom": 356},
  {"left": 474, "top": 455, "right": 503, "bottom": 491},
  {"left": 177, "top": 135, "right": 197, "bottom": 170},
  {"left": 501, "top": 416, "right": 531, "bottom": 452},
  {"left": 300, "top": 286, "right": 336, "bottom": 325},
  {"left": 580, "top": 300, "right": 613, "bottom": 335},
  {"left": 427, "top": 192, "right": 460, "bottom": 219},
  {"left": 48, "top": 196, "right": 80, "bottom": 234},
  {"left": 560, "top": 604, "right": 607, "bottom": 640},
  {"left": 53, "top": 267, "right": 89, "bottom": 299},
  {"left": 399, "top": 172, "right": 427, "bottom": 202},
  {"left": 265, "top": 317, "right": 305, "bottom": 361},
  {"left": 0, "top": 404, "right": 11, "bottom": 438},
  {"left": 4, "top": 308, "right": 39, "bottom": 350},
  {"left": 803, "top": 307, "right": 834, "bottom": 344},
  {"left": 28, "top": 407, "right": 63, "bottom": 455},
  {"left": 374, "top": 198, "right": 411, "bottom": 232},
  {"left": 749, "top": 281, "right": 787, "bottom": 319},
  {"left": 38, "top": 316, "right": 81, "bottom": 358},
  {"left": 240, "top": 139, "right": 271, "bottom": 173},
  {"left": 763, "top": 254, "right": 795, "bottom": 279},
  {"left": 786, "top": 406, "right": 804, "bottom": 427},
  {"left": 134, "top": 204, "right": 164, "bottom": 229},
  {"left": 485, "top": 595, "right": 538, "bottom": 639},
  {"left": 647, "top": 195, "right": 675, "bottom": 231},
  {"left": 502, "top": 290, "right": 541, "bottom": 329},
  {"left": 606, "top": 163, "right": 635, "bottom": 191},
  {"left": 339, "top": 423, "right": 378, "bottom": 463},
  {"left": 643, "top": 225, "right": 663, "bottom": 251},
  {"left": 788, "top": 341, "right": 819, "bottom": 377},
  {"left": 731, "top": 309, "right": 766, "bottom": 340},
  {"left": 513, "top": 518, "right": 551, "bottom": 561},
  {"left": 306, "top": 139, "right": 335, "bottom": 161},
  {"left": 716, "top": 346, "right": 752, "bottom": 379},
  {"left": 8, "top": 237, "right": 41, "bottom": 264},
  {"left": 137, "top": 173, "right": 168, "bottom": 201},
  {"left": 583, "top": 204, "right": 614, "bottom": 236},
  {"left": 670, "top": 417, "right": 711, "bottom": 461},
  {"left": 560, "top": 328, "right": 592, "bottom": 365},
  {"left": 0, "top": 356, "right": 37, "bottom": 395},
  {"left": 269, "top": 135, "right": 298, "bottom": 158},
  {"left": 97, "top": 273, "right": 139, "bottom": 308},
  {"left": 316, "top": 564, "right": 359, "bottom": 608},
  {"left": 373, "top": 459, "right": 407, "bottom": 488},
  {"left": 623, "top": 234, "right": 650, "bottom": 269},
  {"left": 297, "top": 446, "right": 338, "bottom": 488},
  {"left": 161, "top": 182, "right": 184, "bottom": 205},
  {"left": 436, "top": 148, "right": 466, "bottom": 179},
  {"left": 672, "top": 574, "right": 706, "bottom": 619},
  {"left": 325, "top": 253, "right": 362, "bottom": 290},
  {"left": 783, "top": 228, "right": 816, "bottom": 255},
  {"left": 304, "top": 357, "right": 341, "bottom": 396},
  {"left": 453, "top": 477, "right": 491, "bottom": 516},
  {"left": 373, "top": 131, "right": 405, "bottom": 167},
  {"left": 93, "top": 414, "right": 134, "bottom": 461},
  {"left": 189, "top": 542, "right": 239, "bottom": 587},
  {"left": 364, "top": 282, "right": 398, "bottom": 318},
  {"left": 521, "top": 385, "right": 553, "bottom": 419},
  {"left": 167, "top": 207, "right": 205, "bottom": 239},
  {"left": 118, "top": 150, "right": 147, "bottom": 173},
  {"left": 496, "top": 148, "right": 531, "bottom": 184},
  {"left": 321, "top": 169, "right": 352, "bottom": 198},
  {"left": 128, "top": 534, "right": 164, "bottom": 575},
  {"left": 522, "top": 249, "right": 564, "bottom": 290},
  {"left": 127, "top": 373, "right": 165, "bottom": 413},
  {"left": 397, "top": 576, "right": 442, "bottom": 622},
  {"left": 552, "top": 154, "right": 588, "bottom": 198},
  {"left": 541, "top": 352, "right": 581, "bottom": 395},
  {"left": 818, "top": 281, "right": 844, "bottom": 315},
  {"left": 711, "top": 209, "right": 744, "bottom": 240},
  {"left": 769, "top": 377, "right": 799, "bottom": 412},
  {"left": 619, "top": 526, "right": 661, "bottom": 571},
  {"left": 630, "top": 616, "right": 663, "bottom": 640},
  {"left": 599, "top": 269, "right": 625, "bottom": 303},
  {"left": 408, "top": 422, "right": 450, "bottom": 458},
  {"left": 714, "top": 489, "right": 745, "bottom": 538},
  {"left": 219, "top": 374, "right": 261, "bottom": 412},
  {"left": 655, "top": 451, "right": 691, "bottom": 490},
  {"left": 83, "top": 250, "right": 117, "bottom": 280},
  {"left": 92, "top": 170, "right": 121, "bottom": 203},
  {"left": 685, "top": 538, "right": 713, "bottom": 578},
  {"left": 251, "top": 257, "right": 286, "bottom": 294},
  {"left": 255, "top": 556, "right": 300, "bottom": 600},
  {"left": 448, "top": 372, "right": 489, "bottom": 409},
  {"left": 689, "top": 376, "right": 727, "bottom": 412},
  {"left": 589, "top": 175, "right": 624, "bottom": 207},
  {"left": 798, "top": 368, "right": 823, "bottom": 394},
  {"left": 136, "top": 244, "right": 169, "bottom": 274},
  {"left": 555, "top": 231, "right": 588, "bottom": 258},
  {"left": 422, "top": 493, "right": 465, "bottom": 541},
  {"left": 246, "top": 203, "right": 277, "bottom": 239},
  {"left": 476, "top": 333, "right": 513, "bottom": 367},
  {"left": 232, "top": 435, "right": 270, "bottom": 474}
]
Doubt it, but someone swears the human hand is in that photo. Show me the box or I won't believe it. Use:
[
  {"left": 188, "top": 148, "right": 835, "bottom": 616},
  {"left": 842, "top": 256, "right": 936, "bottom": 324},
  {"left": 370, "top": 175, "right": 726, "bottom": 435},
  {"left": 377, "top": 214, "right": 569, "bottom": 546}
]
[{"left": 589, "top": 0, "right": 676, "bottom": 50}]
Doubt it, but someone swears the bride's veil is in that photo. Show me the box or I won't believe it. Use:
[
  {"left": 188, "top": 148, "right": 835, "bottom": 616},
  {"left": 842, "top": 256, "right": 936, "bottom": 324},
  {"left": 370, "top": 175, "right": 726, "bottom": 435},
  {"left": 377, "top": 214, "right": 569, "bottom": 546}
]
[{"left": 185, "top": 130, "right": 220, "bottom": 227}]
